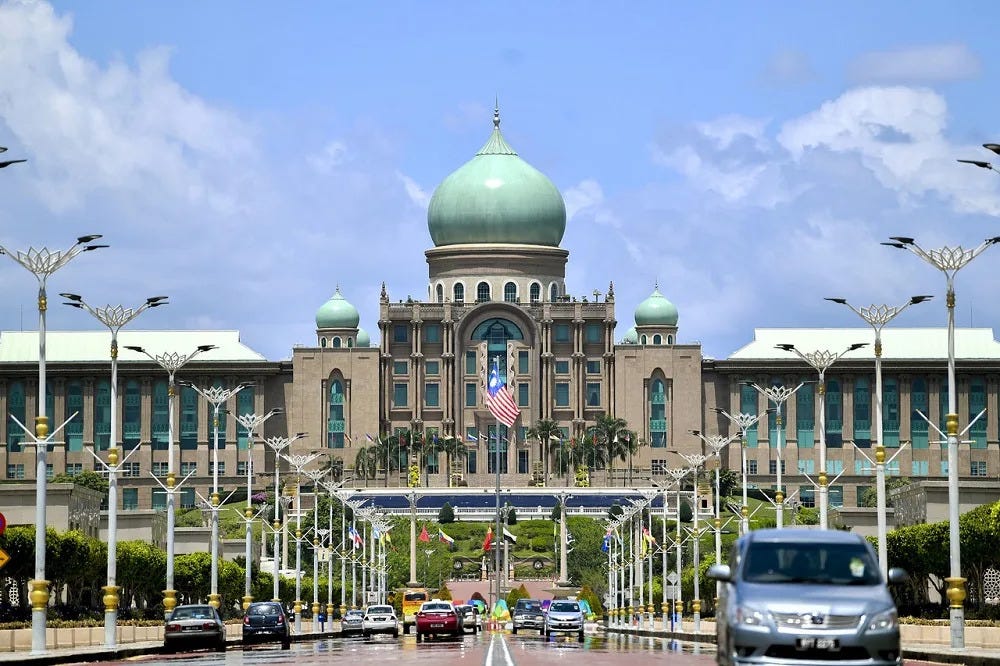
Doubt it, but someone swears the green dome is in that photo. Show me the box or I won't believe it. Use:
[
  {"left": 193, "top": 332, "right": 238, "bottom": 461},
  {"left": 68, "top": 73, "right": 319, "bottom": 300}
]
[
  {"left": 356, "top": 327, "right": 371, "bottom": 348},
  {"left": 622, "top": 326, "right": 638, "bottom": 344},
  {"left": 634, "top": 286, "right": 679, "bottom": 327},
  {"left": 427, "top": 109, "right": 566, "bottom": 247},
  {"left": 316, "top": 287, "right": 359, "bottom": 329}
]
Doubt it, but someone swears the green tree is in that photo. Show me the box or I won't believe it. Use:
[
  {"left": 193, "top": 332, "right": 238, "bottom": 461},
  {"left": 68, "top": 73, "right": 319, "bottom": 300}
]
[
  {"left": 506, "top": 505, "right": 517, "bottom": 525},
  {"left": 506, "top": 583, "right": 529, "bottom": 608},
  {"left": 527, "top": 418, "right": 561, "bottom": 485},
  {"left": 586, "top": 414, "right": 631, "bottom": 485},
  {"left": 51, "top": 469, "right": 108, "bottom": 494},
  {"left": 438, "top": 502, "right": 455, "bottom": 524},
  {"left": 679, "top": 499, "right": 693, "bottom": 522},
  {"left": 718, "top": 468, "right": 739, "bottom": 498}
]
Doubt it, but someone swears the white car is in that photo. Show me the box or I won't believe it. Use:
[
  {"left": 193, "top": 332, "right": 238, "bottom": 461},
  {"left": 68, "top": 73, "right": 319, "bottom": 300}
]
[{"left": 363, "top": 604, "right": 399, "bottom": 638}]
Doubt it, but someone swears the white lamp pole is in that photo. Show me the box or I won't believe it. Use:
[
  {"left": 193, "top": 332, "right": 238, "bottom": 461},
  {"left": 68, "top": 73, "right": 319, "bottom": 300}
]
[
  {"left": 304, "top": 467, "right": 330, "bottom": 633},
  {"left": 745, "top": 382, "right": 808, "bottom": 528},
  {"left": 690, "top": 430, "right": 739, "bottom": 598},
  {"left": 262, "top": 433, "right": 307, "bottom": 599},
  {"left": 319, "top": 479, "right": 346, "bottom": 620},
  {"left": 282, "top": 452, "right": 322, "bottom": 633},
  {"left": 676, "top": 452, "right": 708, "bottom": 632},
  {"left": 882, "top": 235, "right": 999, "bottom": 648},
  {"left": 231, "top": 409, "right": 284, "bottom": 609},
  {"left": 124, "top": 344, "right": 216, "bottom": 619},
  {"left": 826, "top": 296, "right": 931, "bottom": 572},
  {"left": 0, "top": 235, "right": 105, "bottom": 653},
  {"left": 662, "top": 467, "right": 688, "bottom": 630},
  {"left": 712, "top": 408, "right": 769, "bottom": 534},
  {"left": 775, "top": 343, "right": 868, "bottom": 529},
  {"left": 60, "top": 294, "right": 167, "bottom": 646}
]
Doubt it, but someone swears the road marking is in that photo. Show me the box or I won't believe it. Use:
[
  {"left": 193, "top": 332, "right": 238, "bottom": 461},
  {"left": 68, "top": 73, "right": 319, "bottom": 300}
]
[
  {"left": 498, "top": 633, "right": 515, "bottom": 666},
  {"left": 485, "top": 633, "right": 497, "bottom": 666}
]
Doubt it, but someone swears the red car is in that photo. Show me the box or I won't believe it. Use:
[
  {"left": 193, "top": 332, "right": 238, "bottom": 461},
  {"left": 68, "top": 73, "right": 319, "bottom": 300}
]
[{"left": 415, "top": 600, "right": 462, "bottom": 642}]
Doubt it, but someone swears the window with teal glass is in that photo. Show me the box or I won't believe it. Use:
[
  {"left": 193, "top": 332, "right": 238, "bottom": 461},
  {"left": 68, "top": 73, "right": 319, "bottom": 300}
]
[
  {"left": 151, "top": 380, "right": 168, "bottom": 451},
  {"left": 436, "top": 284, "right": 443, "bottom": 303},
  {"left": 518, "top": 383, "right": 529, "bottom": 407},
  {"left": 393, "top": 325, "right": 408, "bottom": 343},
  {"left": 94, "top": 379, "right": 111, "bottom": 451},
  {"left": 332, "top": 337, "right": 341, "bottom": 348},
  {"left": 969, "top": 376, "right": 987, "bottom": 449},
  {"left": 425, "top": 324, "right": 441, "bottom": 343},
  {"left": 467, "top": 450, "right": 477, "bottom": 474},
  {"left": 585, "top": 323, "right": 601, "bottom": 343},
  {"left": 796, "top": 383, "right": 814, "bottom": 449},
  {"left": 179, "top": 385, "right": 198, "bottom": 450},
  {"left": 518, "top": 350, "right": 529, "bottom": 374},
  {"left": 825, "top": 379, "right": 842, "bottom": 447},
  {"left": 236, "top": 387, "right": 254, "bottom": 449},
  {"left": 471, "top": 318, "right": 524, "bottom": 383},
  {"left": 886, "top": 460, "right": 900, "bottom": 476},
  {"left": 939, "top": 377, "right": 949, "bottom": 435},
  {"left": 504, "top": 282, "right": 517, "bottom": 302},
  {"left": 477, "top": 282, "right": 491, "bottom": 302},
  {"left": 426, "top": 450, "right": 440, "bottom": 474},
  {"left": 798, "top": 459, "right": 815, "bottom": 474},
  {"left": 180, "top": 488, "right": 195, "bottom": 509},
  {"left": 910, "top": 378, "right": 928, "bottom": 448},
  {"left": 555, "top": 383, "right": 570, "bottom": 407},
  {"left": 767, "top": 379, "right": 782, "bottom": 448},
  {"left": 486, "top": 424, "right": 509, "bottom": 474},
  {"left": 465, "top": 383, "right": 477, "bottom": 407},
  {"left": 912, "top": 460, "right": 928, "bottom": 476},
  {"left": 529, "top": 283, "right": 540, "bottom": 303},
  {"left": 740, "top": 384, "right": 758, "bottom": 448},
  {"left": 554, "top": 324, "right": 570, "bottom": 342},
  {"left": 209, "top": 378, "right": 228, "bottom": 449},
  {"left": 855, "top": 459, "right": 872, "bottom": 475},
  {"left": 152, "top": 489, "right": 166, "bottom": 511},
  {"left": 6, "top": 381, "right": 24, "bottom": 453},
  {"left": 65, "top": 380, "right": 84, "bottom": 452},
  {"left": 559, "top": 426, "right": 570, "bottom": 440},
  {"left": 393, "top": 383, "right": 408, "bottom": 407},
  {"left": 328, "top": 380, "right": 345, "bottom": 448},
  {"left": 122, "top": 487, "right": 139, "bottom": 510},
  {"left": 883, "top": 377, "right": 900, "bottom": 447},
  {"left": 555, "top": 360, "right": 569, "bottom": 374},
  {"left": 466, "top": 427, "right": 478, "bottom": 443},
  {"left": 465, "top": 351, "right": 476, "bottom": 375},
  {"left": 855, "top": 486, "right": 871, "bottom": 507},
  {"left": 425, "top": 383, "right": 440, "bottom": 407},
  {"left": 586, "top": 360, "right": 600, "bottom": 374},
  {"left": 454, "top": 283, "right": 464, "bottom": 302},
  {"left": 853, "top": 377, "right": 871, "bottom": 448},
  {"left": 829, "top": 486, "right": 843, "bottom": 509},
  {"left": 586, "top": 383, "right": 600, "bottom": 407},
  {"left": 393, "top": 361, "right": 407, "bottom": 375},
  {"left": 826, "top": 460, "right": 843, "bottom": 474},
  {"left": 941, "top": 459, "right": 948, "bottom": 475},
  {"left": 650, "top": 379, "right": 666, "bottom": 448},
  {"left": 798, "top": 486, "right": 815, "bottom": 508},
  {"left": 123, "top": 380, "right": 141, "bottom": 450},
  {"left": 426, "top": 361, "right": 439, "bottom": 375}
]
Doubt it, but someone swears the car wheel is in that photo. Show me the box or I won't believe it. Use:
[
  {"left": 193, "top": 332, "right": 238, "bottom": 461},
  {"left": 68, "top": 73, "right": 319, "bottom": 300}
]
[
  {"left": 282, "top": 638, "right": 291, "bottom": 650},
  {"left": 403, "top": 623, "right": 410, "bottom": 635},
  {"left": 393, "top": 630, "right": 399, "bottom": 638},
  {"left": 511, "top": 626, "right": 517, "bottom": 635},
  {"left": 577, "top": 630, "right": 584, "bottom": 642}
]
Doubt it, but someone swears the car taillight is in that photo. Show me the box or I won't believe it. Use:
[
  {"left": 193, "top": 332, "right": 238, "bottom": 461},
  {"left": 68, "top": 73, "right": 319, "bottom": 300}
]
[
  {"left": 243, "top": 616, "right": 251, "bottom": 625},
  {"left": 277, "top": 615, "right": 285, "bottom": 625},
  {"left": 203, "top": 622, "right": 216, "bottom": 630},
  {"left": 166, "top": 623, "right": 180, "bottom": 632}
]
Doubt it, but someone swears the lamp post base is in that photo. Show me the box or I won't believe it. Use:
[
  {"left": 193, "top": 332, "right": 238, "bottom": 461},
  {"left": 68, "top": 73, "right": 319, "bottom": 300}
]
[
  {"left": 208, "top": 593, "right": 221, "bottom": 609},
  {"left": 242, "top": 594, "right": 254, "bottom": 611},
  {"left": 162, "top": 589, "right": 177, "bottom": 617}
]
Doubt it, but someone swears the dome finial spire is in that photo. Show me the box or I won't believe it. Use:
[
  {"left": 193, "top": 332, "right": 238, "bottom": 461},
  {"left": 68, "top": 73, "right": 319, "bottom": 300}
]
[{"left": 494, "top": 95, "right": 500, "bottom": 129}]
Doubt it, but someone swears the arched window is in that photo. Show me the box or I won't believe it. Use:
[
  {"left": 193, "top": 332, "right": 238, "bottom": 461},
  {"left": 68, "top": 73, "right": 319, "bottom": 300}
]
[
  {"left": 332, "top": 337, "right": 341, "bottom": 348},
  {"left": 6, "top": 381, "right": 24, "bottom": 453},
  {"left": 653, "top": 334, "right": 662, "bottom": 345},
  {"left": 236, "top": 387, "right": 255, "bottom": 450},
  {"left": 649, "top": 378, "right": 666, "bottom": 448},
  {"left": 550, "top": 283, "right": 558, "bottom": 302},
  {"left": 151, "top": 380, "right": 168, "bottom": 450},
  {"left": 123, "top": 380, "right": 141, "bottom": 450},
  {"left": 436, "top": 284, "right": 444, "bottom": 303},
  {"left": 347, "top": 338, "right": 354, "bottom": 348},
  {"left": 454, "top": 283, "right": 465, "bottom": 302},
  {"left": 328, "top": 379, "right": 345, "bottom": 449},
  {"left": 640, "top": 335, "right": 647, "bottom": 344},
  {"left": 94, "top": 379, "right": 111, "bottom": 451},
  {"left": 179, "top": 385, "right": 198, "bottom": 450},
  {"left": 667, "top": 335, "right": 674, "bottom": 345},
  {"left": 320, "top": 337, "right": 327, "bottom": 348},
  {"left": 65, "top": 380, "right": 84, "bottom": 452},
  {"left": 471, "top": 318, "right": 525, "bottom": 384},
  {"left": 477, "top": 281, "right": 491, "bottom": 303},
  {"left": 529, "top": 283, "right": 541, "bottom": 303},
  {"left": 504, "top": 282, "right": 517, "bottom": 302}
]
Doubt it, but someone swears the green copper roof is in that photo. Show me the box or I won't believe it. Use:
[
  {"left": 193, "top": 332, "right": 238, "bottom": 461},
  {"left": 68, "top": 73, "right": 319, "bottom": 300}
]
[
  {"left": 316, "top": 287, "right": 360, "bottom": 329},
  {"left": 621, "top": 326, "right": 638, "bottom": 344},
  {"left": 634, "top": 286, "right": 679, "bottom": 327},
  {"left": 427, "top": 107, "right": 566, "bottom": 247},
  {"left": 356, "top": 327, "right": 371, "bottom": 348}
]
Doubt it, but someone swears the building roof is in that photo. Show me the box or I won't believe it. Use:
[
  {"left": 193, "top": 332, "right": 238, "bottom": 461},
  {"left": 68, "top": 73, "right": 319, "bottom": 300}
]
[
  {"left": 0, "top": 330, "right": 267, "bottom": 363},
  {"left": 728, "top": 327, "right": 1000, "bottom": 361},
  {"left": 315, "top": 286, "right": 360, "bottom": 329},
  {"left": 634, "top": 285, "right": 679, "bottom": 327}
]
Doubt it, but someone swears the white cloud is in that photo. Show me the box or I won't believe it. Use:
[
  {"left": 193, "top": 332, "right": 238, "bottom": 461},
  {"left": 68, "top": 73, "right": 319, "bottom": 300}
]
[
  {"left": 308, "top": 141, "right": 350, "bottom": 174},
  {"left": 398, "top": 172, "right": 431, "bottom": 208},
  {"left": 563, "top": 179, "right": 603, "bottom": 220},
  {"left": 849, "top": 44, "right": 982, "bottom": 83},
  {"left": 760, "top": 49, "right": 816, "bottom": 87}
]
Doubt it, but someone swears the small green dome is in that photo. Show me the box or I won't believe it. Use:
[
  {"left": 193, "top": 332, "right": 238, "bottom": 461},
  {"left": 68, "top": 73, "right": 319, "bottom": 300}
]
[
  {"left": 634, "top": 286, "right": 679, "bottom": 327},
  {"left": 356, "top": 327, "right": 371, "bottom": 348},
  {"left": 427, "top": 108, "right": 566, "bottom": 247},
  {"left": 622, "top": 326, "right": 638, "bottom": 344},
  {"left": 316, "top": 287, "right": 359, "bottom": 329}
]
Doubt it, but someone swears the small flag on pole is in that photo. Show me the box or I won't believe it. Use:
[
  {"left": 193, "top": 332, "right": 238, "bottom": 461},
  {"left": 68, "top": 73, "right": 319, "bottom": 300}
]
[
  {"left": 418, "top": 524, "right": 431, "bottom": 543},
  {"left": 502, "top": 527, "right": 517, "bottom": 544},
  {"left": 348, "top": 526, "right": 364, "bottom": 549},
  {"left": 482, "top": 526, "right": 493, "bottom": 552},
  {"left": 438, "top": 529, "right": 455, "bottom": 548}
]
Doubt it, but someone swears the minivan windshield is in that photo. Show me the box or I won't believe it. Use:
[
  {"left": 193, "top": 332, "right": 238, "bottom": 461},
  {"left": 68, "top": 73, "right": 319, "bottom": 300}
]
[
  {"left": 550, "top": 602, "right": 580, "bottom": 613},
  {"left": 742, "top": 541, "right": 880, "bottom": 585}
]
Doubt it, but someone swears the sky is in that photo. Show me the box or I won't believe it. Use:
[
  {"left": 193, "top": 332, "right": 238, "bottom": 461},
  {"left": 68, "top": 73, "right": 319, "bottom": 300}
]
[{"left": 2, "top": 1, "right": 1000, "bottom": 361}]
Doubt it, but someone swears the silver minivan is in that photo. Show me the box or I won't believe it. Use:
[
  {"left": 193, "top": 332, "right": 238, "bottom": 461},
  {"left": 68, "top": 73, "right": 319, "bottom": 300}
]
[{"left": 707, "top": 528, "right": 905, "bottom": 666}]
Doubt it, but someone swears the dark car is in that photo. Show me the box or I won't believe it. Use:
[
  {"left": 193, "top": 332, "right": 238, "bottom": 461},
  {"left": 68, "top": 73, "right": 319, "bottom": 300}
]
[
  {"left": 511, "top": 598, "right": 545, "bottom": 634},
  {"left": 242, "top": 601, "right": 291, "bottom": 649},
  {"left": 708, "top": 528, "right": 906, "bottom": 666},
  {"left": 164, "top": 604, "right": 227, "bottom": 653}
]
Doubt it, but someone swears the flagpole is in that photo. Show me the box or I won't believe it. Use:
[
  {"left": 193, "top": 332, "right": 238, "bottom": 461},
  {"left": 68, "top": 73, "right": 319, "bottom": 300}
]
[{"left": 494, "top": 413, "right": 502, "bottom": 628}]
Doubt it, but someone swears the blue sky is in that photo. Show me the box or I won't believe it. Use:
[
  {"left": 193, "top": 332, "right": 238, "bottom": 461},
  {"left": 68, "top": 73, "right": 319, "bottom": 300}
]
[{"left": 2, "top": 1, "right": 1000, "bottom": 361}]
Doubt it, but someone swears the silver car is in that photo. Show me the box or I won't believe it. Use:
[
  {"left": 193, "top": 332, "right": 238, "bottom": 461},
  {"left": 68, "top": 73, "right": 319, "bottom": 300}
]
[
  {"left": 545, "top": 600, "right": 584, "bottom": 641},
  {"left": 708, "top": 528, "right": 905, "bottom": 666},
  {"left": 164, "top": 604, "right": 227, "bottom": 653}
]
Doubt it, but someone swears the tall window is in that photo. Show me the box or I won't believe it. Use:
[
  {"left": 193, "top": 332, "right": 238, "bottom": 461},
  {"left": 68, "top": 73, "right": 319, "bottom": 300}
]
[
  {"left": 94, "top": 379, "right": 111, "bottom": 451},
  {"left": 853, "top": 378, "right": 871, "bottom": 448},
  {"left": 486, "top": 424, "right": 509, "bottom": 474},
  {"left": 151, "top": 380, "right": 168, "bottom": 451},
  {"left": 504, "top": 282, "right": 517, "bottom": 302},
  {"left": 550, "top": 283, "right": 558, "bottom": 302},
  {"left": 425, "top": 383, "right": 440, "bottom": 407},
  {"left": 825, "top": 379, "right": 843, "bottom": 447},
  {"left": 123, "top": 380, "right": 141, "bottom": 450},
  {"left": 796, "top": 383, "right": 814, "bottom": 448},
  {"left": 517, "top": 450, "right": 529, "bottom": 474},
  {"left": 518, "top": 350, "right": 529, "bottom": 374},
  {"left": 586, "top": 323, "right": 602, "bottom": 343},
  {"left": 393, "top": 383, "right": 408, "bottom": 407},
  {"left": 467, "top": 450, "right": 477, "bottom": 474},
  {"left": 328, "top": 380, "right": 345, "bottom": 448},
  {"left": 65, "top": 380, "right": 84, "bottom": 452},
  {"left": 938, "top": 377, "right": 949, "bottom": 436},
  {"left": 122, "top": 488, "right": 139, "bottom": 511},
  {"left": 453, "top": 283, "right": 464, "bottom": 303},
  {"left": 471, "top": 318, "right": 524, "bottom": 383},
  {"left": 6, "top": 381, "right": 24, "bottom": 453},
  {"left": 883, "top": 377, "right": 900, "bottom": 447},
  {"left": 179, "top": 385, "right": 198, "bottom": 450},
  {"left": 209, "top": 378, "right": 227, "bottom": 449},
  {"left": 465, "top": 351, "right": 476, "bottom": 375},
  {"left": 518, "top": 383, "right": 529, "bottom": 408},
  {"left": 465, "top": 383, "right": 477, "bottom": 407},
  {"left": 555, "top": 383, "right": 570, "bottom": 407},
  {"left": 910, "top": 378, "right": 929, "bottom": 448},
  {"left": 650, "top": 379, "right": 667, "bottom": 448},
  {"left": 236, "top": 387, "right": 254, "bottom": 449},
  {"left": 436, "top": 284, "right": 443, "bottom": 303},
  {"left": 740, "top": 383, "right": 758, "bottom": 448},
  {"left": 529, "top": 283, "right": 541, "bottom": 303},
  {"left": 477, "top": 281, "right": 491, "bottom": 303},
  {"left": 970, "top": 376, "right": 987, "bottom": 449},
  {"left": 586, "top": 383, "right": 601, "bottom": 407}
]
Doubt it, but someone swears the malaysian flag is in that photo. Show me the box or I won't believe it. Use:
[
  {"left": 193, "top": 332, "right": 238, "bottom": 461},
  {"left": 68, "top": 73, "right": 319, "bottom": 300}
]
[{"left": 484, "top": 359, "right": 520, "bottom": 427}]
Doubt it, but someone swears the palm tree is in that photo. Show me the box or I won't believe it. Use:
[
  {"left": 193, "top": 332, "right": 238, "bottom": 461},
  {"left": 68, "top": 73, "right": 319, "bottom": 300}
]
[
  {"left": 384, "top": 429, "right": 415, "bottom": 486},
  {"left": 587, "top": 414, "right": 631, "bottom": 486},
  {"left": 353, "top": 447, "right": 377, "bottom": 486},
  {"left": 439, "top": 435, "right": 469, "bottom": 487},
  {"left": 552, "top": 437, "right": 575, "bottom": 486},
  {"left": 527, "top": 418, "right": 561, "bottom": 486}
]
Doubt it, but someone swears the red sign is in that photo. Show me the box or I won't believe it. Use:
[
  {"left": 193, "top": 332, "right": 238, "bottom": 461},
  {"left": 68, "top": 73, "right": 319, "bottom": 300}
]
[{"left": 0, "top": 511, "right": 7, "bottom": 536}]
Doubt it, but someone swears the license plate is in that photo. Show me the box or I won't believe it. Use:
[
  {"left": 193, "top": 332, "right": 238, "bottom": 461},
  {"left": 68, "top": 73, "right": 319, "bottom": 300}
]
[
  {"left": 797, "top": 637, "right": 839, "bottom": 651},
  {"left": 431, "top": 623, "right": 444, "bottom": 628},
  {"left": 184, "top": 626, "right": 199, "bottom": 631}
]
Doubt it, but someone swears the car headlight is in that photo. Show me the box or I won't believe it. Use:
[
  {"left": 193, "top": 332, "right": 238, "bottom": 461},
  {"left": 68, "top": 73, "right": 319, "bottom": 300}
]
[
  {"left": 867, "top": 609, "right": 898, "bottom": 632},
  {"left": 734, "top": 605, "right": 767, "bottom": 626}
]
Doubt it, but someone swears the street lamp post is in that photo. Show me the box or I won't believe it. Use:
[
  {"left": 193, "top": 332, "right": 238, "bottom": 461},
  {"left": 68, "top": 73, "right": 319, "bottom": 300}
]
[
  {"left": 0, "top": 234, "right": 105, "bottom": 652},
  {"left": 304, "top": 467, "right": 330, "bottom": 632},
  {"left": 179, "top": 380, "right": 252, "bottom": 609},
  {"left": 744, "top": 382, "right": 808, "bottom": 528},
  {"left": 690, "top": 430, "right": 738, "bottom": 598},
  {"left": 882, "top": 234, "right": 1000, "bottom": 648},
  {"left": 712, "top": 408, "right": 770, "bottom": 534},
  {"left": 676, "top": 452, "right": 708, "bottom": 632},
  {"left": 663, "top": 467, "right": 688, "bottom": 630},
  {"left": 775, "top": 343, "right": 868, "bottom": 529},
  {"left": 60, "top": 294, "right": 167, "bottom": 646},
  {"left": 231, "top": 409, "right": 284, "bottom": 609},
  {"left": 282, "top": 452, "right": 322, "bottom": 633},
  {"left": 826, "top": 296, "right": 931, "bottom": 572},
  {"left": 262, "top": 433, "right": 307, "bottom": 600},
  {"left": 122, "top": 343, "right": 215, "bottom": 619}
]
